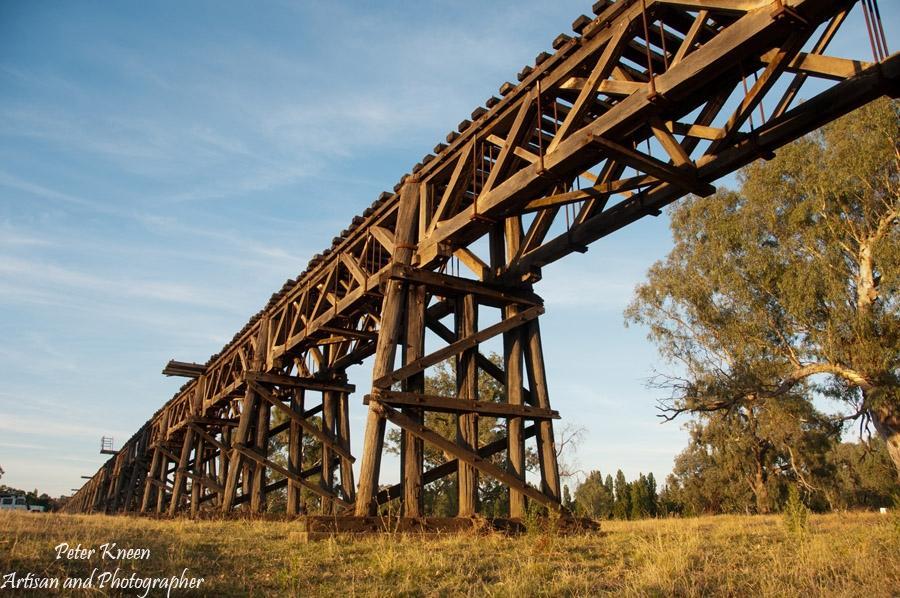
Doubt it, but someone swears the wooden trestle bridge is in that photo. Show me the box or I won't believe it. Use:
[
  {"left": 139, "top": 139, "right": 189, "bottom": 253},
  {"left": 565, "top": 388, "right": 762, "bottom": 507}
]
[{"left": 64, "top": 0, "right": 896, "bottom": 527}]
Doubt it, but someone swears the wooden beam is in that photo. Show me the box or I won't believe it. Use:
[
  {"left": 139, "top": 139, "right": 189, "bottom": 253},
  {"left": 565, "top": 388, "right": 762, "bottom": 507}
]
[
  {"left": 341, "top": 253, "right": 369, "bottom": 285},
  {"left": 589, "top": 135, "right": 715, "bottom": 196},
  {"left": 401, "top": 283, "right": 426, "bottom": 517},
  {"left": 428, "top": 142, "right": 474, "bottom": 236},
  {"left": 454, "top": 247, "right": 489, "bottom": 281},
  {"left": 188, "top": 424, "right": 227, "bottom": 454},
  {"left": 162, "top": 360, "right": 206, "bottom": 378},
  {"left": 367, "top": 391, "right": 559, "bottom": 419},
  {"left": 485, "top": 134, "right": 541, "bottom": 165},
  {"left": 317, "top": 326, "right": 377, "bottom": 341},
  {"left": 424, "top": 311, "right": 535, "bottom": 405},
  {"left": 356, "top": 178, "right": 421, "bottom": 517},
  {"left": 375, "top": 425, "right": 538, "bottom": 505},
  {"left": 510, "top": 55, "right": 900, "bottom": 287},
  {"left": 597, "top": 79, "right": 644, "bottom": 96},
  {"left": 388, "top": 264, "right": 542, "bottom": 307},
  {"left": 232, "top": 443, "right": 350, "bottom": 507},
  {"left": 244, "top": 371, "right": 355, "bottom": 393},
  {"left": 547, "top": 18, "right": 630, "bottom": 154},
  {"left": 776, "top": 51, "right": 872, "bottom": 82},
  {"left": 375, "top": 304, "right": 544, "bottom": 388},
  {"left": 667, "top": 121, "right": 725, "bottom": 140},
  {"left": 370, "top": 225, "right": 396, "bottom": 255},
  {"left": 671, "top": 9, "right": 709, "bottom": 66},
  {"left": 650, "top": 117, "right": 692, "bottom": 167},
  {"left": 523, "top": 174, "right": 654, "bottom": 212},
  {"left": 249, "top": 381, "right": 355, "bottom": 462},
  {"left": 184, "top": 471, "right": 224, "bottom": 494},
  {"left": 482, "top": 95, "right": 535, "bottom": 193},
  {"left": 375, "top": 402, "right": 561, "bottom": 511},
  {"left": 656, "top": 0, "right": 767, "bottom": 11}
]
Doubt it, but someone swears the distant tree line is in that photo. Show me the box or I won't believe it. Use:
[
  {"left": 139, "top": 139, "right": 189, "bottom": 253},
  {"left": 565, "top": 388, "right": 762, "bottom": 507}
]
[
  {"left": 563, "top": 470, "right": 659, "bottom": 520},
  {"left": 566, "top": 435, "right": 896, "bottom": 521}
]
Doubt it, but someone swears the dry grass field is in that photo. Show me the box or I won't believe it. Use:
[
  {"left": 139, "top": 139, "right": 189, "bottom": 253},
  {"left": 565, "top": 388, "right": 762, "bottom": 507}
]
[{"left": 1, "top": 510, "right": 898, "bottom": 596}]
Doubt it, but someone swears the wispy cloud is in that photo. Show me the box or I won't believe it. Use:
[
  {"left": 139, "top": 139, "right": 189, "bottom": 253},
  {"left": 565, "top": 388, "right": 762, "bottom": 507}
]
[
  {"left": 0, "top": 220, "right": 54, "bottom": 247},
  {"left": 0, "top": 412, "right": 129, "bottom": 440},
  {"left": 0, "top": 255, "right": 243, "bottom": 312},
  {"left": 0, "top": 170, "right": 112, "bottom": 213}
]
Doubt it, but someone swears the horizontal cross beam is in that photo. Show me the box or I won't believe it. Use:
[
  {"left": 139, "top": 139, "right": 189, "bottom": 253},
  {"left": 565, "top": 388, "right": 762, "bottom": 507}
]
[
  {"left": 244, "top": 371, "right": 355, "bottom": 394},
  {"left": 366, "top": 391, "right": 559, "bottom": 419}
]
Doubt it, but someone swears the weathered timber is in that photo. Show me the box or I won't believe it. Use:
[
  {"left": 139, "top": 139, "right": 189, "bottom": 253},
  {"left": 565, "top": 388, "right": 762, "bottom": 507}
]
[{"left": 366, "top": 391, "right": 559, "bottom": 419}]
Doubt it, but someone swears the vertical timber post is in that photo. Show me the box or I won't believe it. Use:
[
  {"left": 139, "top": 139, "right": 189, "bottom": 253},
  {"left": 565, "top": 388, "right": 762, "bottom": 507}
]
[
  {"left": 524, "top": 318, "right": 560, "bottom": 501},
  {"left": 168, "top": 427, "right": 195, "bottom": 516},
  {"left": 155, "top": 452, "right": 168, "bottom": 514},
  {"left": 505, "top": 304, "right": 527, "bottom": 518},
  {"left": 355, "top": 176, "right": 420, "bottom": 516},
  {"left": 321, "top": 389, "right": 336, "bottom": 514},
  {"left": 221, "top": 318, "right": 269, "bottom": 512},
  {"left": 250, "top": 399, "right": 270, "bottom": 513},
  {"left": 155, "top": 412, "right": 171, "bottom": 514},
  {"left": 92, "top": 468, "right": 107, "bottom": 513},
  {"left": 140, "top": 448, "right": 160, "bottom": 513},
  {"left": 190, "top": 432, "right": 203, "bottom": 517},
  {"left": 218, "top": 426, "right": 230, "bottom": 506},
  {"left": 337, "top": 389, "right": 356, "bottom": 503},
  {"left": 497, "top": 214, "right": 528, "bottom": 518},
  {"left": 456, "top": 293, "right": 479, "bottom": 516},
  {"left": 286, "top": 388, "right": 305, "bottom": 515},
  {"left": 401, "top": 283, "right": 426, "bottom": 517}
]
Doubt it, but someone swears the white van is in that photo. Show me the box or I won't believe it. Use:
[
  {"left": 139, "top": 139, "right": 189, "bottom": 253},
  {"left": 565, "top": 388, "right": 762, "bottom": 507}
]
[
  {"left": 0, "top": 495, "right": 29, "bottom": 510},
  {"left": 0, "top": 495, "right": 45, "bottom": 511}
]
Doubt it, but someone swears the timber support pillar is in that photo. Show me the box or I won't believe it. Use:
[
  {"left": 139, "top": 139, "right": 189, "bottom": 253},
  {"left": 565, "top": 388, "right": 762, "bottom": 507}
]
[
  {"left": 356, "top": 177, "right": 563, "bottom": 518},
  {"left": 361, "top": 273, "right": 564, "bottom": 517},
  {"left": 355, "top": 177, "right": 422, "bottom": 516}
]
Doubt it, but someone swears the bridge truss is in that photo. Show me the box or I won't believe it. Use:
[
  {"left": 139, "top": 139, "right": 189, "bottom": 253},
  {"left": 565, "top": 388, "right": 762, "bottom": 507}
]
[{"left": 64, "top": 0, "right": 897, "bottom": 523}]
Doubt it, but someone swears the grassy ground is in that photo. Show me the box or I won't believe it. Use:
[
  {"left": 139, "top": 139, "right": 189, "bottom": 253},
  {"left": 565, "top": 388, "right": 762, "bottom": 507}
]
[{"left": 1, "top": 510, "right": 897, "bottom": 596}]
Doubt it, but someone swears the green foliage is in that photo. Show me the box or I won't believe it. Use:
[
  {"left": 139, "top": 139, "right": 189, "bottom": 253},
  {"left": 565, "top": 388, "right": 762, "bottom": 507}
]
[
  {"left": 782, "top": 485, "right": 810, "bottom": 539},
  {"left": 572, "top": 470, "right": 658, "bottom": 520},
  {"left": 663, "top": 434, "right": 898, "bottom": 516},
  {"left": 523, "top": 498, "right": 559, "bottom": 536},
  {"left": 562, "top": 484, "right": 574, "bottom": 511},
  {"left": 613, "top": 470, "right": 630, "bottom": 519},
  {"left": 626, "top": 99, "right": 900, "bottom": 478},
  {"left": 823, "top": 437, "right": 898, "bottom": 510},
  {"left": 628, "top": 473, "right": 658, "bottom": 519},
  {"left": 573, "top": 471, "right": 613, "bottom": 519},
  {"left": 661, "top": 396, "right": 840, "bottom": 515}
]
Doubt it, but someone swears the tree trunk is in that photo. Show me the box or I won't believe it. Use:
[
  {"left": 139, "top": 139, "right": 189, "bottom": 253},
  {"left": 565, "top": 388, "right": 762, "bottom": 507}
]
[
  {"left": 856, "top": 241, "right": 878, "bottom": 311},
  {"left": 748, "top": 434, "right": 771, "bottom": 514},
  {"left": 870, "top": 404, "right": 900, "bottom": 481},
  {"left": 752, "top": 460, "right": 770, "bottom": 514},
  {"left": 855, "top": 239, "right": 900, "bottom": 479}
]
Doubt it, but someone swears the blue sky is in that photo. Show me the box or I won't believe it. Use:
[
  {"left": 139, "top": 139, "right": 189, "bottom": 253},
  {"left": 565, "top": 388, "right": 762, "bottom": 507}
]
[{"left": 1, "top": 1, "right": 896, "bottom": 497}]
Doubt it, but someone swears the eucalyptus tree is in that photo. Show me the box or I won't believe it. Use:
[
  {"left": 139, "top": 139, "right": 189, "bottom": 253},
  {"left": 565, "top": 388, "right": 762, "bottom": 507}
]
[{"left": 627, "top": 99, "right": 899, "bottom": 476}]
